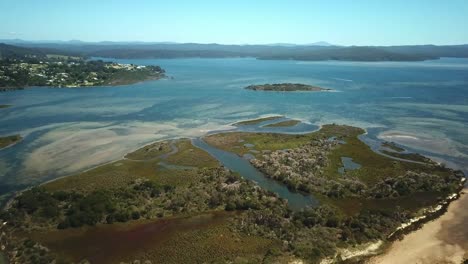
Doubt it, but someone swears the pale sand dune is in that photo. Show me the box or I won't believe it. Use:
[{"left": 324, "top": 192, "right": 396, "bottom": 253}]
[{"left": 368, "top": 188, "right": 468, "bottom": 264}]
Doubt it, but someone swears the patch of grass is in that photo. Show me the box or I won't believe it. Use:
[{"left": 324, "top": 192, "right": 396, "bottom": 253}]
[
  {"left": 323, "top": 132, "right": 441, "bottom": 185},
  {"left": 206, "top": 124, "right": 453, "bottom": 206},
  {"left": 204, "top": 124, "right": 361, "bottom": 157},
  {"left": 323, "top": 191, "right": 445, "bottom": 216},
  {"left": 106, "top": 70, "right": 164, "bottom": 86},
  {"left": 124, "top": 140, "right": 173, "bottom": 160},
  {"left": 166, "top": 139, "right": 219, "bottom": 168},
  {"left": 264, "top": 120, "right": 300, "bottom": 127},
  {"left": 0, "top": 134, "right": 22, "bottom": 149},
  {"left": 44, "top": 160, "right": 158, "bottom": 193},
  {"left": 205, "top": 132, "right": 309, "bottom": 157},
  {"left": 382, "top": 141, "right": 405, "bottom": 152},
  {"left": 204, "top": 124, "right": 438, "bottom": 185},
  {"left": 45, "top": 139, "right": 216, "bottom": 193},
  {"left": 233, "top": 116, "right": 283, "bottom": 126},
  {"left": 7, "top": 123, "right": 463, "bottom": 264},
  {"left": 153, "top": 167, "right": 202, "bottom": 187},
  {"left": 44, "top": 160, "right": 202, "bottom": 193},
  {"left": 31, "top": 212, "right": 280, "bottom": 264},
  {"left": 253, "top": 124, "right": 442, "bottom": 186},
  {"left": 381, "top": 150, "right": 433, "bottom": 163},
  {"left": 133, "top": 221, "right": 278, "bottom": 264}
]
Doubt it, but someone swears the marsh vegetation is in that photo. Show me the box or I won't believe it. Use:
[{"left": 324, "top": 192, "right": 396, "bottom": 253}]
[
  {"left": 0, "top": 124, "right": 464, "bottom": 263},
  {"left": 0, "top": 134, "right": 22, "bottom": 149}
]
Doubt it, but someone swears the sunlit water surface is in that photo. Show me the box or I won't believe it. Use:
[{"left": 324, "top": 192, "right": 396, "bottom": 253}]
[{"left": 1, "top": 57, "right": 467, "bottom": 199}]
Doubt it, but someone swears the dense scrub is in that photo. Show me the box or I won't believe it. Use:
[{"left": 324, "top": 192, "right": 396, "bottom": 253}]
[
  {"left": 233, "top": 202, "right": 412, "bottom": 263},
  {"left": 250, "top": 126, "right": 462, "bottom": 200},
  {"left": 0, "top": 167, "right": 289, "bottom": 263},
  {"left": 2, "top": 168, "right": 284, "bottom": 231},
  {"left": 250, "top": 138, "right": 366, "bottom": 197},
  {"left": 1, "top": 125, "right": 465, "bottom": 263},
  {"left": 206, "top": 123, "right": 465, "bottom": 263},
  {"left": 367, "top": 171, "right": 462, "bottom": 199}
]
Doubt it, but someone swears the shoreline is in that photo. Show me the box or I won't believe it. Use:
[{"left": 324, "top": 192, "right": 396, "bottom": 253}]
[
  {"left": 387, "top": 183, "right": 464, "bottom": 242},
  {"left": 0, "top": 74, "right": 167, "bottom": 92},
  {"left": 0, "top": 120, "right": 466, "bottom": 263},
  {"left": 1, "top": 136, "right": 183, "bottom": 211},
  {"left": 245, "top": 83, "right": 332, "bottom": 92},
  {"left": 37, "top": 135, "right": 186, "bottom": 187},
  {"left": 0, "top": 139, "right": 22, "bottom": 151},
  {"left": 367, "top": 186, "right": 468, "bottom": 264},
  {"left": 319, "top": 180, "right": 466, "bottom": 263},
  {"left": 1, "top": 119, "right": 457, "bottom": 205},
  {"left": 0, "top": 135, "right": 23, "bottom": 151}
]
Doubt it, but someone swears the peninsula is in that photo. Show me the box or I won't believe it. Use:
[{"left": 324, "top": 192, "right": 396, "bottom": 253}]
[
  {"left": 232, "top": 115, "right": 283, "bottom": 126},
  {"left": 264, "top": 119, "right": 300, "bottom": 127},
  {"left": 0, "top": 43, "right": 166, "bottom": 90},
  {"left": 0, "top": 135, "right": 22, "bottom": 149},
  {"left": 245, "top": 83, "right": 330, "bottom": 92},
  {"left": 0, "top": 121, "right": 464, "bottom": 264}
]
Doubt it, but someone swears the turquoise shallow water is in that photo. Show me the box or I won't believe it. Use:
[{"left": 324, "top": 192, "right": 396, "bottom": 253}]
[{"left": 0, "top": 57, "right": 467, "bottom": 197}]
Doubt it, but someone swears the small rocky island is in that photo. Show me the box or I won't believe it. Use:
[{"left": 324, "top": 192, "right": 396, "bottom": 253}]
[{"left": 245, "top": 83, "right": 331, "bottom": 92}]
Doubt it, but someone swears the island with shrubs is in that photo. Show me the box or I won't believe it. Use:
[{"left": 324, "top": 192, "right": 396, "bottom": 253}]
[
  {"left": 0, "top": 121, "right": 464, "bottom": 264},
  {"left": 0, "top": 135, "right": 22, "bottom": 149},
  {"left": 245, "top": 83, "right": 331, "bottom": 92}
]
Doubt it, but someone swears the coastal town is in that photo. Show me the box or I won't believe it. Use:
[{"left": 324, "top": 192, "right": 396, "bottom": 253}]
[{"left": 0, "top": 49, "right": 166, "bottom": 90}]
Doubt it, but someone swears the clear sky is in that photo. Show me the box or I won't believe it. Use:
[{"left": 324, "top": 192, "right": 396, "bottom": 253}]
[{"left": 1, "top": 0, "right": 467, "bottom": 45}]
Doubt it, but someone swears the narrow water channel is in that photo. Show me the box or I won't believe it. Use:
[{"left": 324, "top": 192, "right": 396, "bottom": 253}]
[{"left": 192, "top": 138, "right": 318, "bottom": 211}]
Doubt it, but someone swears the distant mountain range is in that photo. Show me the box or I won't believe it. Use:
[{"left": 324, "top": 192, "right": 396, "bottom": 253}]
[
  {"left": 0, "top": 39, "right": 334, "bottom": 46},
  {"left": 0, "top": 43, "right": 81, "bottom": 60},
  {"left": 0, "top": 43, "right": 44, "bottom": 59},
  {"left": 1, "top": 40, "right": 468, "bottom": 62},
  {"left": 264, "top": 41, "right": 334, "bottom": 47}
]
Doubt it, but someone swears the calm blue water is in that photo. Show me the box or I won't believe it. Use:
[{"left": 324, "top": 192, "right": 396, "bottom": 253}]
[
  {"left": 0, "top": 57, "right": 467, "bottom": 199},
  {"left": 338, "top": 157, "right": 362, "bottom": 175}
]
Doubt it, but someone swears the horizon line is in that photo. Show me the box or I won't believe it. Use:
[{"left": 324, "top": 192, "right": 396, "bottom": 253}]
[{"left": 1, "top": 38, "right": 468, "bottom": 47}]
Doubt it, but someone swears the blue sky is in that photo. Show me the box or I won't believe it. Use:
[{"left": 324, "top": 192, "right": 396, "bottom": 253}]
[{"left": 1, "top": 0, "right": 467, "bottom": 45}]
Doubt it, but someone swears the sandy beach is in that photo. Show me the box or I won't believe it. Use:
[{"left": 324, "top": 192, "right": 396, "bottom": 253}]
[{"left": 368, "top": 188, "right": 468, "bottom": 264}]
